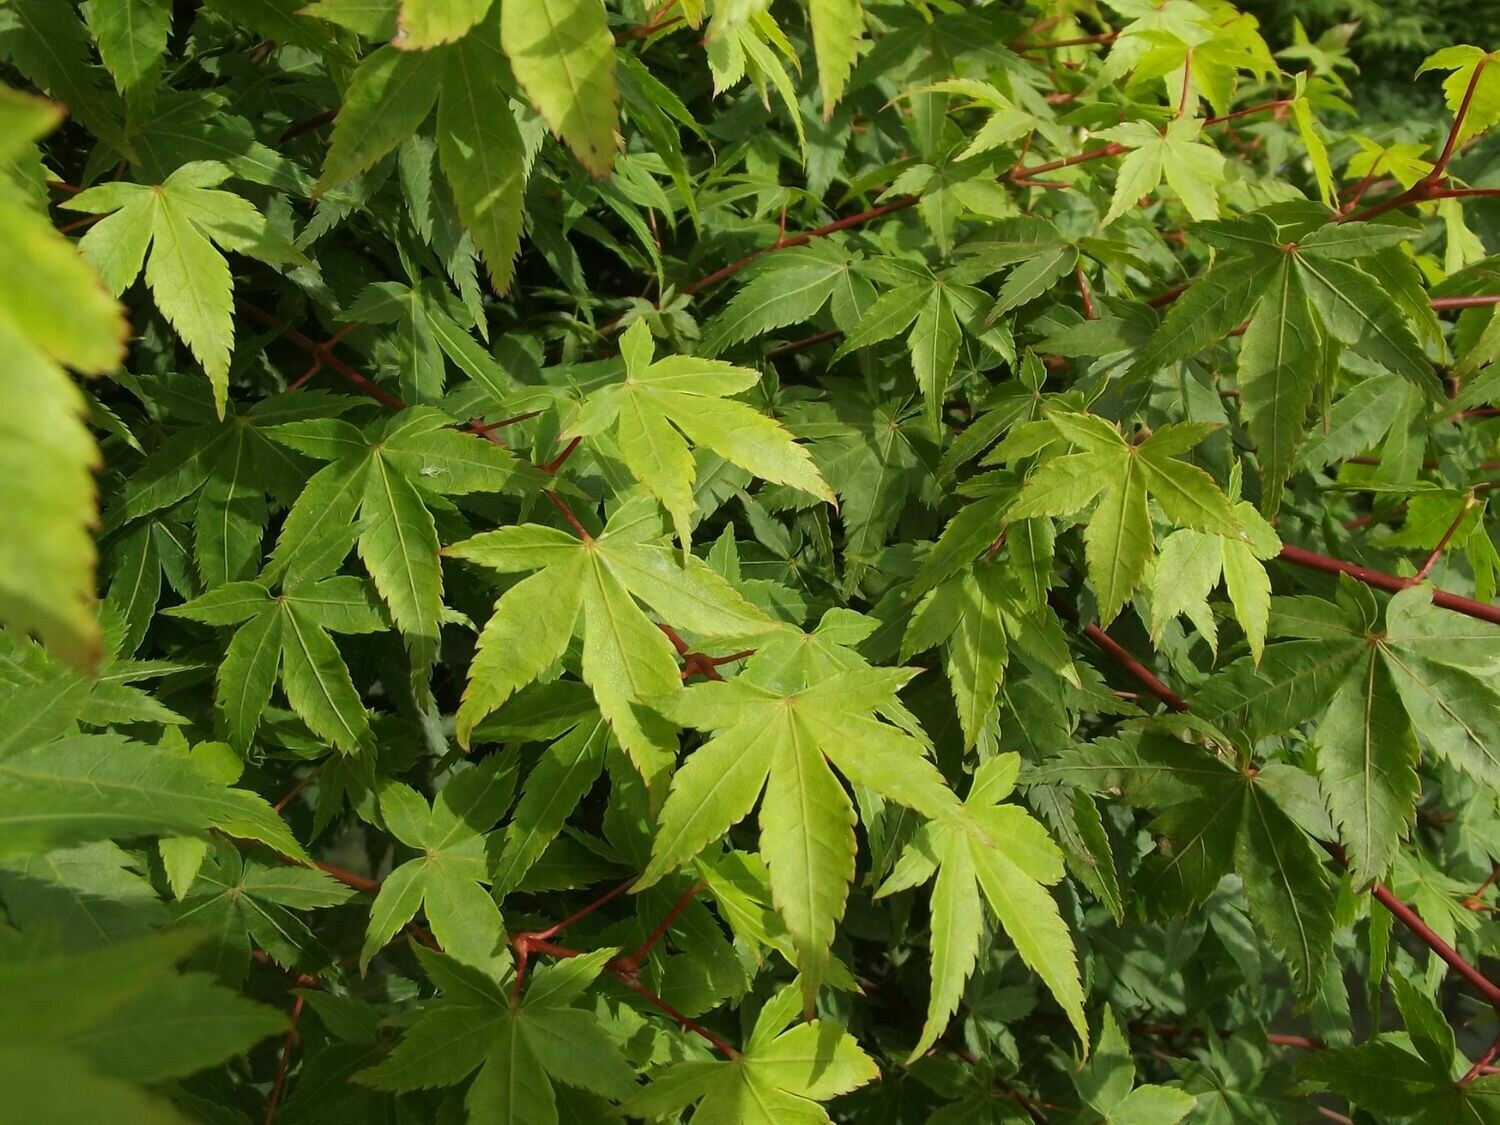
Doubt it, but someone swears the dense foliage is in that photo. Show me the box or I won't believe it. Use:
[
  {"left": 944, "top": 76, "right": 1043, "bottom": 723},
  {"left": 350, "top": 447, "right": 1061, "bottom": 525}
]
[{"left": 4, "top": 1, "right": 1500, "bottom": 1121}]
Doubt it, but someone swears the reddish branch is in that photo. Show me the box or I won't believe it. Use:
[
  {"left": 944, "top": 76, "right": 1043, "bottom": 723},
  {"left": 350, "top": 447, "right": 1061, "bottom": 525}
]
[
  {"left": 1461, "top": 1034, "right": 1500, "bottom": 1085},
  {"left": 315, "top": 861, "right": 380, "bottom": 894},
  {"left": 1415, "top": 496, "right": 1476, "bottom": 580},
  {"left": 1077, "top": 616, "right": 1500, "bottom": 1015},
  {"left": 1342, "top": 57, "right": 1490, "bottom": 224},
  {"left": 1277, "top": 545, "right": 1500, "bottom": 626},
  {"left": 1082, "top": 621, "right": 1189, "bottom": 712},
  {"left": 1432, "top": 295, "right": 1500, "bottom": 310},
  {"left": 1363, "top": 871, "right": 1500, "bottom": 1013},
  {"left": 1018, "top": 31, "right": 1119, "bottom": 51},
  {"left": 507, "top": 878, "right": 739, "bottom": 1057},
  {"left": 612, "top": 881, "right": 704, "bottom": 976},
  {"left": 682, "top": 196, "right": 918, "bottom": 294},
  {"left": 237, "top": 301, "right": 406, "bottom": 411},
  {"left": 263, "top": 994, "right": 304, "bottom": 1125}
]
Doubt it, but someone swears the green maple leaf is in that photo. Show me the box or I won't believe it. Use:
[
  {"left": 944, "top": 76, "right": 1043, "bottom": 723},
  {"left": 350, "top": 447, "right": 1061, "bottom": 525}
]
[
  {"left": 903, "top": 562, "right": 1083, "bottom": 751},
  {"left": 787, "top": 386, "right": 934, "bottom": 588},
  {"left": 1344, "top": 135, "right": 1435, "bottom": 190},
  {"left": 166, "top": 575, "right": 385, "bottom": 754},
  {"left": 1008, "top": 412, "right": 1243, "bottom": 624},
  {"left": 0, "top": 931, "right": 287, "bottom": 1118},
  {"left": 876, "top": 753, "right": 1088, "bottom": 1061},
  {"left": 266, "top": 406, "right": 535, "bottom": 653},
  {"left": 85, "top": 0, "right": 172, "bottom": 95},
  {"left": 570, "top": 321, "right": 833, "bottom": 549},
  {"left": 390, "top": 0, "right": 493, "bottom": 49},
  {"left": 700, "top": 243, "right": 862, "bottom": 356},
  {"left": 0, "top": 613, "right": 198, "bottom": 736},
  {"left": 501, "top": 0, "right": 620, "bottom": 176},
  {"left": 359, "top": 945, "right": 637, "bottom": 1121},
  {"left": 637, "top": 661, "right": 959, "bottom": 1009},
  {"left": 1199, "top": 582, "right": 1500, "bottom": 885},
  {"left": 63, "top": 161, "right": 306, "bottom": 415},
  {"left": 0, "top": 84, "right": 127, "bottom": 672},
  {"left": 1150, "top": 485, "right": 1283, "bottom": 662},
  {"left": 1038, "top": 732, "right": 1336, "bottom": 997},
  {"left": 903, "top": 567, "right": 1010, "bottom": 752},
  {"left": 1074, "top": 1008, "right": 1195, "bottom": 1124},
  {"left": 480, "top": 696, "right": 610, "bottom": 895},
  {"left": 624, "top": 985, "right": 879, "bottom": 1124},
  {"left": 172, "top": 841, "right": 355, "bottom": 982},
  {"left": 1296, "top": 976, "right": 1499, "bottom": 1122},
  {"left": 118, "top": 381, "right": 355, "bottom": 590},
  {"left": 344, "top": 279, "right": 511, "bottom": 406},
  {"left": 1128, "top": 208, "right": 1443, "bottom": 512},
  {"left": 1096, "top": 119, "right": 1227, "bottom": 226},
  {"left": 0, "top": 732, "right": 309, "bottom": 864},
  {"left": 360, "top": 755, "right": 515, "bottom": 972},
  {"left": 318, "top": 29, "right": 537, "bottom": 291},
  {"left": 960, "top": 218, "right": 1079, "bottom": 327},
  {"left": 919, "top": 79, "right": 1039, "bottom": 161},
  {"left": 444, "top": 492, "right": 774, "bottom": 775},
  {"left": 831, "top": 258, "right": 1009, "bottom": 432},
  {"left": 1418, "top": 46, "right": 1500, "bottom": 146}
]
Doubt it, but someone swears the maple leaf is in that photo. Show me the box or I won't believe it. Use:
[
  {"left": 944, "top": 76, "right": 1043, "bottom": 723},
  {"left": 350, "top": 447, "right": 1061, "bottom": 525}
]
[
  {"left": 638, "top": 662, "right": 959, "bottom": 1009},
  {"left": 877, "top": 753, "right": 1088, "bottom": 1060},
  {"left": 567, "top": 321, "right": 833, "bottom": 550},
  {"left": 63, "top": 161, "right": 306, "bottom": 414},
  {"left": 165, "top": 575, "right": 385, "bottom": 754},
  {"left": 360, "top": 947, "right": 637, "bottom": 1120},
  {"left": 1008, "top": 411, "right": 1243, "bottom": 624},
  {"left": 624, "top": 985, "right": 879, "bottom": 1124},
  {"left": 443, "top": 492, "right": 774, "bottom": 776},
  {"left": 267, "top": 406, "right": 537, "bottom": 659},
  {"left": 360, "top": 755, "right": 515, "bottom": 972}
]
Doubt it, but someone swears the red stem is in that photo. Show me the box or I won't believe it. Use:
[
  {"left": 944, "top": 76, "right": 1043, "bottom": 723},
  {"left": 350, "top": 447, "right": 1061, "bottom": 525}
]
[
  {"left": 546, "top": 490, "right": 592, "bottom": 541},
  {"left": 1367, "top": 874, "right": 1500, "bottom": 1013},
  {"left": 1432, "top": 295, "right": 1500, "bottom": 310},
  {"left": 274, "top": 766, "right": 323, "bottom": 813},
  {"left": 263, "top": 994, "right": 304, "bottom": 1125},
  {"left": 1018, "top": 31, "right": 1119, "bottom": 50},
  {"left": 1082, "top": 622, "right": 1189, "bottom": 712},
  {"left": 280, "top": 108, "right": 338, "bottom": 143},
  {"left": 1276, "top": 544, "right": 1500, "bottom": 626},
  {"left": 682, "top": 197, "right": 918, "bottom": 294},
  {"left": 1202, "top": 98, "right": 1293, "bottom": 128},
  {"left": 527, "top": 878, "right": 635, "bottom": 942},
  {"left": 615, "top": 881, "right": 703, "bottom": 974},
  {"left": 1343, "top": 59, "right": 1489, "bottom": 224},
  {"left": 539, "top": 436, "right": 582, "bottom": 475},
  {"left": 315, "top": 862, "right": 380, "bottom": 894},
  {"left": 236, "top": 300, "right": 407, "bottom": 412},
  {"left": 1074, "top": 265, "right": 1096, "bottom": 319},
  {"left": 767, "top": 328, "right": 843, "bottom": 356},
  {"left": 1012, "top": 143, "right": 1125, "bottom": 180},
  {"left": 471, "top": 410, "right": 543, "bottom": 432},
  {"left": 610, "top": 971, "right": 739, "bottom": 1057},
  {"left": 1415, "top": 496, "right": 1476, "bottom": 580},
  {"left": 1461, "top": 1034, "right": 1500, "bottom": 1086},
  {"left": 1434, "top": 57, "right": 1489, "bottom": 179}
]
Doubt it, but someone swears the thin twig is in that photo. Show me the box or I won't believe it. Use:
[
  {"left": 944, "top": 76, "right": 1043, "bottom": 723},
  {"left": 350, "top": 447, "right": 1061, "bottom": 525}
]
[
  {"left": 263, "top": 994, "right": 304, "bottom": 1125},
  {"left": 315, "top": 861, "right": 380, "bottom": 894},
  {"left": 1461, "top": 1033, "right": 1500, "bottom": 1086},
  {"left": 682, "top": 197, "right": 918, "bottom": 295},
  {"left": 1277, "top": 544, "right": 1500, "bottom": 626},
  {"left": 1415, "top": 495, "right": 1476, "bottom": 580},
  {"left": 613, "top": 881, "right": 704, "bottom": 975}
]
